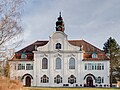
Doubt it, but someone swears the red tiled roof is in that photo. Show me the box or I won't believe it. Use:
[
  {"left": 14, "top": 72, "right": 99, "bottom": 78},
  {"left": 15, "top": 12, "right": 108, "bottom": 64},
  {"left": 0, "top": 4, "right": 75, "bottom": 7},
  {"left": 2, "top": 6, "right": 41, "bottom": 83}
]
[
  {"left": 13, "top": 40, "right": 108, "bottom": 61},
  {"left": 69, "top": 40, "right": 104, "bottom": 53},
  {"left": 16, "top": 41, "right": 48, "bottom": 53},
  {"left": 16, "top": 40, "right": 103, "bottom": 53}
]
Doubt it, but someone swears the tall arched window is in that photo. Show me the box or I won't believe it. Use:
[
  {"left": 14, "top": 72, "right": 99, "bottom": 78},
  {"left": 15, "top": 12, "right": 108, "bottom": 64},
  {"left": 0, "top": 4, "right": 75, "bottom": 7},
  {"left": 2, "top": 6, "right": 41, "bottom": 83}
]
[
  {"left": 56, "top": 43, "right": 61, "bottom": 49},
  {"left": 69, "top": 58, "right": 75, "bottom": 69},
  {"left": 54, "top": 75, "right": 62, "bottom": 84},
  {"left": 42, "top": 58, "right": 48, "bottom": 69},
  {"left": 68, "top": 75, "right": 76, "bottom": 84},
  {"left": 41, "top": 75, "right": 49, "bottom": 83},
  {"left": 56, "top": 58, "right": 61, "bottom": 69}
]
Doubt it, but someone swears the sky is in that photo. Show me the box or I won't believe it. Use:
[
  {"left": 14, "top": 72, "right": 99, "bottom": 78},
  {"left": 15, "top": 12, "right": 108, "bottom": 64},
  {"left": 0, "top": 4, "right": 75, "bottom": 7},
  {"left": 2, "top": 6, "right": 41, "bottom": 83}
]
[{"left": 20, "top": 0, "right": 120, "bottom": 50}]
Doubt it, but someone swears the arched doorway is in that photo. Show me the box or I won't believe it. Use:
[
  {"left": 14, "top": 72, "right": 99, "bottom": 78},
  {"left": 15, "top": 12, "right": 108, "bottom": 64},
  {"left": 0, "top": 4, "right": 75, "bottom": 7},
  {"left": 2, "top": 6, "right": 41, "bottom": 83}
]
[
  {"left": 86, "top": 76, "right": 93, "bottom": 87},
  {"left": 22, "top": 73, "right": 33, "bottom": 87},
  {"left": 25, "top": 76, "right": 31, "bottom": 87},
  {"left": 84, "top": 73, "right": 95, "bottom": 87}
]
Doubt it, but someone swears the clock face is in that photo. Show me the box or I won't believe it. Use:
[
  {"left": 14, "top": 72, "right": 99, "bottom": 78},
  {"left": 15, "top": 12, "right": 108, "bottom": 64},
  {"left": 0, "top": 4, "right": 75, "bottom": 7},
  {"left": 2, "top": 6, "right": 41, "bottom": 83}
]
[{"left": 58, "top": 27, "right": 62, "bottom": 30}]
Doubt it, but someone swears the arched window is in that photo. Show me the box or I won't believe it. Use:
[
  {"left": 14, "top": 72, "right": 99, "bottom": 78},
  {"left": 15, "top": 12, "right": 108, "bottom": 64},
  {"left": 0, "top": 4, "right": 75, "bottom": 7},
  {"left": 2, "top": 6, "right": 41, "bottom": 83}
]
[
  {"left": 69, "top": 58, "right": 75, "bottom": 69},
  {"left": 56, "top": 43, "right": 61, "bottom": 49},
  {"left": 18, "top": 76, "right": 22, "bottom": 81},
  {"left": 97, "top": 76, "right": 101, "bottom": 84},
  {"left": 42, "top": 58, "right": 48, "bottom": 69},
  {"left": 56, "top": 58, "right": 61, "bottom": 69},
  {"left": 54, "top": 75, "right": 62, "bottom": 84},
  {"left": 41, "top": 75, "right": 49, "bottom": 83},
  {"left": 68, "top": 75, "right": 76, "bottom": 84}
]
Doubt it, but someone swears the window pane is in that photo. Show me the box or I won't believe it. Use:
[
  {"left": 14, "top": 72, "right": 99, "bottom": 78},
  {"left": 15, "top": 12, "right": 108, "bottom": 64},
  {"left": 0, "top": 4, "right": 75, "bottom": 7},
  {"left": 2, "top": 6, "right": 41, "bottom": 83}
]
[
  {"left": 18, "top": 63, "right": 25, "bottom": 70},
  {"left": 85, "top": 63, "right": 87, "bottom": 70},
  {"left": 41, "top": 75, "right": 49, "bottom": 83},
  {"left": 97, "top": 77, "right": 101, "bottom": 84},
  {"left": 18, "top": 64, "right": 21, "bottom": 70},
  {"left": 56, "top": 58, "right": 61, "bottom": 69},
  {"left": 102, "top": 77, "right": 104, "bottom": 83},
  {"left": 102, "top": 63, "right": 104, "bottom": 70},
  {"left": 54, "top": 75, "right": 62, "bottom": 84},
  {"left": 97, "top": 63, "right": 101, "bottom": 70},
  {"left": 26, "top": 64, "right": 33, "bottom": 70},
  {"left": 92, "top": 52, "right": 97, "bottom": 58},
  {"left": 68, "top": 75, "right": 76, "bottom": 84},
  {"left": 92, "top": 63, "right": 94, "bottom": 70},
  {"left": 56, "top": 43, "right": 61, "bottom": 49},
  {"left": 21, "top": 53, "right": 27, "bottom": 59},
  {"left": 69, "top": 58, "right": 75, "bottom": 69},
  {"left": 42, "top": 58, "right": 48, "bottom": 69},
  {"left": 88, "top": 63, "right": 91, "bottom": 70}
]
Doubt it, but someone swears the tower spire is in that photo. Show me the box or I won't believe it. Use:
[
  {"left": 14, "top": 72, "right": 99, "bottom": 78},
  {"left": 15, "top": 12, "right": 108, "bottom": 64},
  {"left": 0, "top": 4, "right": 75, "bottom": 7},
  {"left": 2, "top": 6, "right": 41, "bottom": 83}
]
[
  {"left": 56, "top": 12, "right": 65, "bottom": 32},
  {"left": 59, "top": 12, "right": 61, "bottom": 17}
]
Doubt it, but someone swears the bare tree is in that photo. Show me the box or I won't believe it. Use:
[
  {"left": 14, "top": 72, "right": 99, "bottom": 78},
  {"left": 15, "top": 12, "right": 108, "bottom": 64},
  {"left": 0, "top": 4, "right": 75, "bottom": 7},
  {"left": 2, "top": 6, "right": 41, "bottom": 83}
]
[
  {"left": 0, "top": 0, "right": 24, "bottom": 46},
  {"left": 0, "top": 0, "right": 24, "bottom": 76}
]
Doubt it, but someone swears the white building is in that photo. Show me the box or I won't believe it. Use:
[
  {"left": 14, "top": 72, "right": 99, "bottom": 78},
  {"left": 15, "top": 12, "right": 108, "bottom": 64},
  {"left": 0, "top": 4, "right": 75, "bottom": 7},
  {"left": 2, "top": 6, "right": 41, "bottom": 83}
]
[{"left": 9, "top": 13, "right": 110, "bottom": 87}]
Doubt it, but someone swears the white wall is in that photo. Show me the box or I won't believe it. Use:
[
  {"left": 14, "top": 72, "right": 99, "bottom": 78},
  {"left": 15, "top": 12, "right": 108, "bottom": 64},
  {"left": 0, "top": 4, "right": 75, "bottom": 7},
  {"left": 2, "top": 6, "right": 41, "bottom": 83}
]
[
  {"left": 10, "top": 31, "right": 110, "bottom": 87},
  {"left": 9, "top": 61, "right": 34, "bottom": 86},
  {"left": 33, "top": 31, "right": 110, "bottom": 87}
]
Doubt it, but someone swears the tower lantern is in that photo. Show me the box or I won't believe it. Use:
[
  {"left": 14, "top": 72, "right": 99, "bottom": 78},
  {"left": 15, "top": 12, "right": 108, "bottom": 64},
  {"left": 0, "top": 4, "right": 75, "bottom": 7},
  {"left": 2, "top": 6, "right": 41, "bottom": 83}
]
[{"left": 56, "top": 12, "right": 65, "bottom": 32}]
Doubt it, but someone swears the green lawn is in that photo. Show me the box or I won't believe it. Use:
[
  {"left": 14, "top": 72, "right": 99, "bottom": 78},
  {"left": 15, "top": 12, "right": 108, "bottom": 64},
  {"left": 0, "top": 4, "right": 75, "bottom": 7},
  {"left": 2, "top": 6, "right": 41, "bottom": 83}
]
[{"left": 25, "top": 87, "right": 120, "bottom": 90}]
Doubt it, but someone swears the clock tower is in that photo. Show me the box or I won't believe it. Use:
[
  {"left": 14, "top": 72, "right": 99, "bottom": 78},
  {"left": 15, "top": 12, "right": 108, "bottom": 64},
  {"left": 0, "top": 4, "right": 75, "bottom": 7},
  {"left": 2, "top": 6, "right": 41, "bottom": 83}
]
[{"left": 56, "top": 12, "right": 65, "bottom": 32}]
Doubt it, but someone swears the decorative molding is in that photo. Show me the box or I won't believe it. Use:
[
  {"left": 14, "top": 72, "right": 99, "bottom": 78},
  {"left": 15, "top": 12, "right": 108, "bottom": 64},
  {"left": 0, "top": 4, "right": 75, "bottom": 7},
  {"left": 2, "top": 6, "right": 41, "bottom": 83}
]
[
  {"left": 40, "top": 53, "right": 48, "bottom": 57},
  {"left": 54, "top": 53, "right": 62, "bottom": 57},
  {"left": 68, "top": 53, "right": 75, "bottom": 57}
]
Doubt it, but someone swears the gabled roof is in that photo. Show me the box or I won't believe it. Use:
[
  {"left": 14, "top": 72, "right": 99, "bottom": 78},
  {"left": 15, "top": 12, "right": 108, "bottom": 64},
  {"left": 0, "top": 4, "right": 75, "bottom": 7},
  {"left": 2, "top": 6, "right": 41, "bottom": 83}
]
[
  {"left": 16, "top": 40, "right": 104, "bottom": 53},
  {"left": 69, "top": 40, "right": 104, "bottom": 53},
  {"left": 16, "top": 41, "right": 48, "bottom": 53}
]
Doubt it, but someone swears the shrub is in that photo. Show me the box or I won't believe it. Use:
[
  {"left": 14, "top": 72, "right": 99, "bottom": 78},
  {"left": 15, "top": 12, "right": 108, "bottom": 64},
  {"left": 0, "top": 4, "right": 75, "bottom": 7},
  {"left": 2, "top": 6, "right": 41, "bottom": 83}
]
[{"left": 0, "top": 76, "right": 25, "bottom": 90}]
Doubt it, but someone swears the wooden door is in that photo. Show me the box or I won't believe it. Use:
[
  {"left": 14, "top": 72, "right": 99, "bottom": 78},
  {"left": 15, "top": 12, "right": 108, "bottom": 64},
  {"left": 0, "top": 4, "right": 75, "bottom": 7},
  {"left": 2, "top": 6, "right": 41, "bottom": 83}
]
[
  {"left": 25, "top": 76, "right": 31, "bottom": 87},
  {"left": 86, "top": 76, "right": 93, "bottom": 87}
]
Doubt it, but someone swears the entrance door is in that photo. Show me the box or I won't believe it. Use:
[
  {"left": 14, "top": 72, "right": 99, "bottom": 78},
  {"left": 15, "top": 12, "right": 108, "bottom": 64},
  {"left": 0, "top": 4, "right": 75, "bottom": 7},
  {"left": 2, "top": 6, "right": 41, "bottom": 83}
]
[
  {"left": 86, "top": 76, "right": 93, "bottom": 87},
  {"left": 25, "top": 76, "right": 31, "bottom": 87}
]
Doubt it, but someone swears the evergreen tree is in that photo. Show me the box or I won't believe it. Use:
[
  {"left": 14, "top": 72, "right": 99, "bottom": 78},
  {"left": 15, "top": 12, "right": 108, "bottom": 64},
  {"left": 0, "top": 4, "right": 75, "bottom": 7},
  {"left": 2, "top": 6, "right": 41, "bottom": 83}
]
[{"left": 103, "top": 37, "right": 120, "bottom": 87}]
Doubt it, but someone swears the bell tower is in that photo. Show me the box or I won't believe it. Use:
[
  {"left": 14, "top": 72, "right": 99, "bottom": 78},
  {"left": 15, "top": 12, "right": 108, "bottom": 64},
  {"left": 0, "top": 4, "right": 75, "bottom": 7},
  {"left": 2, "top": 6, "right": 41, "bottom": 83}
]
[{"left": 56, "top": 12, "right": 65, "bottom": 32}]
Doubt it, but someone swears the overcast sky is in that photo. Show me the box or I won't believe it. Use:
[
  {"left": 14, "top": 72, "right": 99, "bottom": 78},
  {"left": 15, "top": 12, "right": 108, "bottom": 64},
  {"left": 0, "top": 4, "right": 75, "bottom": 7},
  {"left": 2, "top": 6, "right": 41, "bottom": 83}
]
[{"left": 20, "top": 0, "right": 120, "bottom": 50}]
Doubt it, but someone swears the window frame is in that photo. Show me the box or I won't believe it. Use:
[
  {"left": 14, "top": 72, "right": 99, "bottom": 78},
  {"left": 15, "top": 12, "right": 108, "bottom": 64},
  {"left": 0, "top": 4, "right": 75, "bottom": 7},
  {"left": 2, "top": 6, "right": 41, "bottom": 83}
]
[
  {"left": 92, "top": 52, "right": 98, "bottom": 58},
  {"left": 69, "top": 57, "right": 75, "bottom": 69},
  {"left": 68, "top": 75, "right": 76, "bottom": 84},
  {"left": 54, "top": 75, "right": 62, "bottom": 84},
  {"left": 26, "top": 64, "right": 33, "bottom": 70},
  {"left": 56, "top": 43, "right": 61, "bottom": 49},
  {"left": 18, "top": 63, "right": 25, "bottom": 70},
  {"left": 42, "top": 58, "right": 48, "bottom": 69},
  {"left": 56, "top": 57, "right": 61, "bottom": 69},
  {"left": 21, "top": 53, "right": 27, "bottom": 59},
  {"left": 41, "top": 75, "right": 49, "bottom": 83}
]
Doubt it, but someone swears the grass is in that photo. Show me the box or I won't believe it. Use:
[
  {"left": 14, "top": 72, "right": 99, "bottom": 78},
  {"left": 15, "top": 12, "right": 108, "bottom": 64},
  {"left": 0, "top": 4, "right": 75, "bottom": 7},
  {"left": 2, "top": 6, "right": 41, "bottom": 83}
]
[{"left": 25, "top": 87, "right": 120, "bottom": 90}]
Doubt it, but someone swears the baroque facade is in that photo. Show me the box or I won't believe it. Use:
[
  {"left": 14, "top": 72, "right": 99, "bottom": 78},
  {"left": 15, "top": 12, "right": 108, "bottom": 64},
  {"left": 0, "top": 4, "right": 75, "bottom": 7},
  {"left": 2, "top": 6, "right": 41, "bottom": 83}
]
[{"left": 9, "top": 13, "right": 110, "bottom": 87}]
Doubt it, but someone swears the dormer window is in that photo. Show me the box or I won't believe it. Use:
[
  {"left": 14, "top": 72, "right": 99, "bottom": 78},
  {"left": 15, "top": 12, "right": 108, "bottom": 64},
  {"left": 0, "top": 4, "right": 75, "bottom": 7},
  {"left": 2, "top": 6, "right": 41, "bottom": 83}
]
[
  {"left": 92, "top": 52, "right": 98, "bottom": 58},
  {"left": 56, "top": 43, "right": 61, "bottom": 49},
  {"left": 21, "top": 53, "right": 27, "bottom": 59}
]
